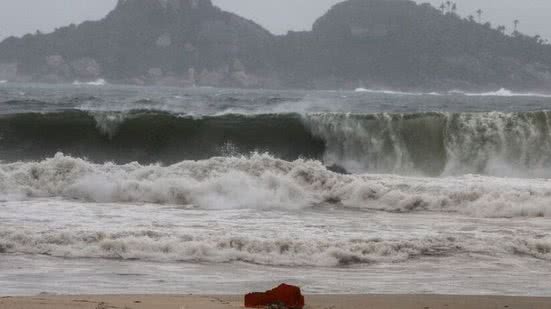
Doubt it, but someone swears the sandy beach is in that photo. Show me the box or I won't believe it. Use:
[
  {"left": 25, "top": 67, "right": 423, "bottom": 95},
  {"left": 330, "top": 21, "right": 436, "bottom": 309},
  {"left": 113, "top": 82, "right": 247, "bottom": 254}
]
[{"left": 2, "top": 295, "right": 551, "bottom": 309}]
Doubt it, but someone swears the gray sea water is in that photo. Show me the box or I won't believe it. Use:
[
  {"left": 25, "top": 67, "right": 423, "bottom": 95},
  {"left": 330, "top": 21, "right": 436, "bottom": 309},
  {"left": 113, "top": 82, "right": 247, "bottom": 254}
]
[{"left": 1, "top": 82, "right": 551, "bottom": 296}]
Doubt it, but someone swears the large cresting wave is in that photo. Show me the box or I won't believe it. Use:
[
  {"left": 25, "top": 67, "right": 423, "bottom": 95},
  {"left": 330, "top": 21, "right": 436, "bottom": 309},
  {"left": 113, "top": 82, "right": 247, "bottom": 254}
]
[
  {"left": 1, "top": 110, "right": 551, "bottom": 177},
  {"left": 304, "top": 111, "right": 551, "bottom": 177}
]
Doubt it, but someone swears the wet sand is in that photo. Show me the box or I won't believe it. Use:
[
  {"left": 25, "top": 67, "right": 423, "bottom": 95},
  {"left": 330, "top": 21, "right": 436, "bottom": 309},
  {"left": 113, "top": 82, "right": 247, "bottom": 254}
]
[{"left": 2, "top": 294, "right": 551, "bottom": 309}]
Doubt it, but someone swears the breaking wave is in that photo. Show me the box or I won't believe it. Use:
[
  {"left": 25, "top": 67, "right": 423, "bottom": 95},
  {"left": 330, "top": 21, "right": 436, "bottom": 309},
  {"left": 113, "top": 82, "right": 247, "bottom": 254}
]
[
  {"left": 2, "top": 153, "right": 551, "bottom": 217},
  {"left": 0, "top": 224, "right": 549, "bottom": 266},
  {"left": 354, "top": 87, "right": 551, "bottom": 98},
  {"left": 4, "top": 110, "right": 551, "bottom": 177},
  {"left": 72, "top": 79, "right": 107, "bottom": 86},
  {"left": 459, "top": 88, "right": 551, "bottom": 98},
  {"left": 304, "top": 112, "right": 551, "bottom": 177},
  {"left": 354, "top": 88, "right": 440, "bottom": 96},
  {"left": 0, "top": 111, "right": 324, "bottom": 164},
  {"left": 0, "top": 228, "right": 466, "bottom": 266}
]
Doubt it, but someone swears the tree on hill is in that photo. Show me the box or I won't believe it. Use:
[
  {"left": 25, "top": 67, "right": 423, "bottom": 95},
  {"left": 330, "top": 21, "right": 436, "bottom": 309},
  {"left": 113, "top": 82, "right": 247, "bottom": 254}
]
[{"left": 513, "top": 19, "right": 520, "bottom": 34}]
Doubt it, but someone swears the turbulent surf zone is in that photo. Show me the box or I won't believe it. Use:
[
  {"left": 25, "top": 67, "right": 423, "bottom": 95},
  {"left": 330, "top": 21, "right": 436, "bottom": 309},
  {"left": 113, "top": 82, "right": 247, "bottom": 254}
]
[
  {"left": 0, "top": 222, "right": 549, "bottom": 266},
  {"left": 1, "top": 110, "right": 551, "bottom": 177},
  {"left": 1, "top": 153, "right": 551, "bottom": 218},
  {"left": 2, "top": 86, "right": 551, "bottom": 295},
  {"left": 1, "top": 153, "right": 551, "bottom": 266}
]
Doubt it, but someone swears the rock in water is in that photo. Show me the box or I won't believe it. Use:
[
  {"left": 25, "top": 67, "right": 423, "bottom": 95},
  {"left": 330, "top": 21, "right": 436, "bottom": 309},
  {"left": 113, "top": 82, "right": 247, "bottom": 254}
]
[
  {"left": 326, "top": 164, "right": 350, "bottom": 175},
  {"left": 244, "top": 284, "right": 305, "bottom": 309}
]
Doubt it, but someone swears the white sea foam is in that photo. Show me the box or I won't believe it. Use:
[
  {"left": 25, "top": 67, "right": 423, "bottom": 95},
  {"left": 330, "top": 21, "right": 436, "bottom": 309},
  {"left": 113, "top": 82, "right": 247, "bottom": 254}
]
[
  {"left": 354, "top": 88, "right": 440, "bottom": 96},
  {"left": 0, "top": 220, "right": 549, "bottom": 266},
  {"left": 73, "top": 78, "right": 107, "bottom": 86},
  {"left": 0, "top": 228, "right": 467, "bottom": 266},
  {"left": 1, "top": 153, "right": 551, "bottom": 218},
  {"left": 452, "top": 88, "right": 551, "bottom": 98},
  {"left": 92, "top": 112, "right": 129, "bottom": 137},
  {"left": 353, "top": 87, "right": 551, "bottom": 98}
]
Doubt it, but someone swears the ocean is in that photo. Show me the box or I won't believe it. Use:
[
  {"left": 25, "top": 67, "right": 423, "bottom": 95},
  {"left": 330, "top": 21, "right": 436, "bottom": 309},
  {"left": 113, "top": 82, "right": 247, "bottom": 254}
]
[{"left": 1, "top": 82, "right": 550, "bottom": 296}]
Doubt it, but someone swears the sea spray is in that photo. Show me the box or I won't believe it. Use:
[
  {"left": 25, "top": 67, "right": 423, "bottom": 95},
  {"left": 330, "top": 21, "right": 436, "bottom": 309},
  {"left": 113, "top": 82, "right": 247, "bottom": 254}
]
[{"left": 303, "top": 111, "right": 551, "bottom": 176}]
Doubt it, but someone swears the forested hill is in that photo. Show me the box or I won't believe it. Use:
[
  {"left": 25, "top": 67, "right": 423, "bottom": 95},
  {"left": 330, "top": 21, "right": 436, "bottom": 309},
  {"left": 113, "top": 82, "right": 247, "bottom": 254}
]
[
  {"left": 0, "top": 0, "right": 275, "bottom": 87},
  {"left": 1, "top": 0, "right": 550, "bottom": 91},
  {"left": 275, "top": 0, "right": 551, "bottom": 90}
]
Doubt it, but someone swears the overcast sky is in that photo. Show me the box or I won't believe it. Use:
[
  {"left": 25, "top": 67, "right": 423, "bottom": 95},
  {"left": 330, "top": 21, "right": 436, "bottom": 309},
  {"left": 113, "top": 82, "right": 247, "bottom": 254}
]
[{"left": 1, "top": 0, "right": 550, "bottom": 41}]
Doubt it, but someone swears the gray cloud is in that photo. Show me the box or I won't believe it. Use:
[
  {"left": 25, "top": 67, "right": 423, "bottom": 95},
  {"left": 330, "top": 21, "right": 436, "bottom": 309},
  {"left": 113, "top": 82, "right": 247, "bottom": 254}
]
[
  {"left": 0, "top": 0, "right": 549, "bottom": 41},
  {"left": 0, "top": 0, "right": 115, "bottom": 39}
]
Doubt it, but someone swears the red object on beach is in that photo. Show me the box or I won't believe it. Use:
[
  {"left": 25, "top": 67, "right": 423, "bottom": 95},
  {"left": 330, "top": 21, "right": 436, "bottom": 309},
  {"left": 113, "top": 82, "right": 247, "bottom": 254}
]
[{"left": 244, "top": 284, "right": 305, "bottom": 308}]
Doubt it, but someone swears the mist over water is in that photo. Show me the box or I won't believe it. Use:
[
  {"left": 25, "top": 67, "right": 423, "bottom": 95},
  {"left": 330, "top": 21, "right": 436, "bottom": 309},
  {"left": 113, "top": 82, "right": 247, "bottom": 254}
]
[{"left": 2, "top": 83, "right": 551, "bottom": 295}]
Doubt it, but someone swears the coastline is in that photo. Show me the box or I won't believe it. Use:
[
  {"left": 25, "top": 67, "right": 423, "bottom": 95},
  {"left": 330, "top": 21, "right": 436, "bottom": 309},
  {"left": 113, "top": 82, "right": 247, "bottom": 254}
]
[{"left": 2, "top": 294, "right": 551, "bottom": 309}]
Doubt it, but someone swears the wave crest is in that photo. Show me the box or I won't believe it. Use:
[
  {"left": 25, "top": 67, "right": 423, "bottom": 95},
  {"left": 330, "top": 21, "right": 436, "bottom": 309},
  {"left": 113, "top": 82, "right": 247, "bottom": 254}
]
[
  {"left": 72, "top": 79, "right": 107, "bottom": 86},
  {"left": 2, "top": 111, "right": 551, "bottom": 177},
  {"left": 304, "top": 111, "right": 551, "bottom": 177}
]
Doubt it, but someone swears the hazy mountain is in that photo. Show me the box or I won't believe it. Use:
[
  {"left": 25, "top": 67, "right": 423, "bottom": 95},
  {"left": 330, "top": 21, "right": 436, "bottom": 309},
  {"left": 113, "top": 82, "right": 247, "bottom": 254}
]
[
  {"left": 278, "top": 0, "right": 551, "bottom": 90},
  {"left": 1, "top": 0, "right": 550, "bottom": 90},
  {"left": 0, "top": 0, "right": 275, "bottom": 87}
]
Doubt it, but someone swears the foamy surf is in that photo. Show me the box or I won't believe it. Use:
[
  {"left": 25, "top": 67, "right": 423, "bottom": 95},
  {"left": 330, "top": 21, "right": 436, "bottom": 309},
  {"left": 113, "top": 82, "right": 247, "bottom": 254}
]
[
  {"left": 2, "top": 153, "right": 551, "bottom": 218},
  {"left": 1, "top": 225, "right": 549, "bottom": 266},
  {"left": 1, "top": 197, "right": 550, "bottom": 267},
  {"left": 0, "top": 227, "right": 463, "bottom": 266}
]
